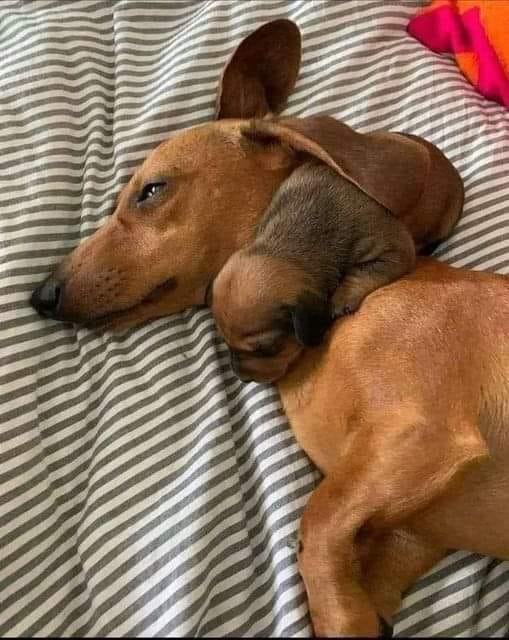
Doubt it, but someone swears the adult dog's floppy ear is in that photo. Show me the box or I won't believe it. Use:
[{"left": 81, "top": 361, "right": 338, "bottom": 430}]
[
  {"left": 290, "top": 294, "right": 333, "bottom": 348},
  {"left": 243, "top": 117, "right": 464, "bottom": 251},
  {"left": 216, "top": 20, "right": 301, "bottom": 120}
]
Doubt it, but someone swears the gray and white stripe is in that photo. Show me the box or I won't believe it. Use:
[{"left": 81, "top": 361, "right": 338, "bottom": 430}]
[{"left": 1, "top": 0, "right": 508, "bottom": 636}]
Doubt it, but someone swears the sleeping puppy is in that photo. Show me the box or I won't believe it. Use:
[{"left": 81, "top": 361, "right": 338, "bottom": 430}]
[{"left": 210, "top": 161, "right": 416, "bottom": 383}]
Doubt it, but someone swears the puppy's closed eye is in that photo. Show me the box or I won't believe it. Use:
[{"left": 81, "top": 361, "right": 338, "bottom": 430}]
[
  {"left": 251, "top": 342, "right": 282, "bottom": 358},
  {"left": 290, "top": 294, "right": 333, "bottom": 347}
]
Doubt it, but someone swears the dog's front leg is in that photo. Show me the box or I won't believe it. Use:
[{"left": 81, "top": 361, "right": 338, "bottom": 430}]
[
  {"left": 331, "top": 253, "right": 414, "bottom": 318},
  {"left": 331, "top": 219, "right": 415, "bottom": 318}
]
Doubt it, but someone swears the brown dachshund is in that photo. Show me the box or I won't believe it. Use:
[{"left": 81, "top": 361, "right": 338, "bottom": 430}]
[
  {"left": 31, "top": 20, "right": 462, "bottom": 329},
  {"left": 30, "top": 20, "right": 509, "bottom": 638}
]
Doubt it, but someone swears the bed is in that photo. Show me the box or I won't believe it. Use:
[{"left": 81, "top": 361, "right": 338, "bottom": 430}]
[{"left": 1, "top": 0, "right": 509, "bottom": 636}]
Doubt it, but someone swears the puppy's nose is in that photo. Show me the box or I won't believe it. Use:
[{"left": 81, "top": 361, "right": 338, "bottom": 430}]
[
  {"left": 230, "top": 354, "right": 255, "bottom": 382},
  {"left": 230, "top": 352, "right": 240, "bottom": 373},
  {"left": 230, "top": 352, "right": 247, "bottom": 378},
  {"left": 31, "top": 278, "right": 64, "bottom": 318}
]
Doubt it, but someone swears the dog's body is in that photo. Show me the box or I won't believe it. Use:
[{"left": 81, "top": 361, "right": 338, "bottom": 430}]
[
  {"left": 29, "top": 19, "right": 509, "bottom": 638},
  {"left": 278, "top": 258, "right": 509, "bottom": 635},
  {"left": 211, "top": 161, "right": 415, "bottom": 382}
]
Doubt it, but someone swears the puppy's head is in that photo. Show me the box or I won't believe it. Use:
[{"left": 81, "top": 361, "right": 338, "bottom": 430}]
[{"left": 210, "top": 250, "right": 333, "bottom": 383}]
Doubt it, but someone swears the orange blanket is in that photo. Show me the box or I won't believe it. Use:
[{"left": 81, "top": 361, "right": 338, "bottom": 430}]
[{"left": 408, "top": 0, "right": 509, "bottom": 108}]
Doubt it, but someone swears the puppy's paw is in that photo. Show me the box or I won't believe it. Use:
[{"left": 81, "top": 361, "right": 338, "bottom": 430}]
[
  {"left": 332, "top": 296, "right": 363, "bottom": 319},
  {"left": 332, "top": 303, "right": 357, "bottom": 319},
  {"left": 331, "top": 288, "right": 363, "bottom": 320}
]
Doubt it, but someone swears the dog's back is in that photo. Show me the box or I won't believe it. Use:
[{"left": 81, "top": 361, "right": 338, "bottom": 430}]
[{"left": 350, "top": 260, "right": 509, "bottom": 434}]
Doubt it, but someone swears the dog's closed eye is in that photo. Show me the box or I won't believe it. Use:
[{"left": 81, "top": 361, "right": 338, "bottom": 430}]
[
  {"left": 137, "top": 181, "right": 166, "bottom": 204},
  {"left": 290, "top": 295, "right": 333, "bottom": 347}
]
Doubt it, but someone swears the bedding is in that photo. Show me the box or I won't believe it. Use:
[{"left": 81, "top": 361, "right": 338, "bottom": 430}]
[{"left": 1, "top": 0, "right": 509, "bottom": 636}]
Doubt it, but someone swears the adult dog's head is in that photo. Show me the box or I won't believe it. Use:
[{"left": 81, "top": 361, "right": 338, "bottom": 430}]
[
  {"left": 210, "top": 250, "right": 332, "bottom": 383},
  {"left": 30, "top": 19, "right": 463, "bottom": 330}
]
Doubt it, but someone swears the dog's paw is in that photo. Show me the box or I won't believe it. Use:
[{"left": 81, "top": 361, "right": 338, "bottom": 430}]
[
  {"left": 333, "top": 304, "right": 354, "bottom": 318},
  {"left": 378, "top": 615, "right": 393, "bottom": 638},
  {"left": 332, "top": 300, "right": 361, "bottom": 319},
  {"left": 330, "top": 288, "right": 363, "bottom": 320}
]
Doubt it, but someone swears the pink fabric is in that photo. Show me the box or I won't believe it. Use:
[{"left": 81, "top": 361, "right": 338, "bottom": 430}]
[{"left": 408, "top": 4, "right": 509, "bottom": 108}]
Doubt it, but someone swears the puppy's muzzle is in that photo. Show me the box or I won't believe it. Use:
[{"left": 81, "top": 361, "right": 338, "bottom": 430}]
[
  {"left": 31, "top": 277, "right": 64, "bottom": 319},
  {"left": 229, "top": 351, "right": 288, "bottom": 384}
]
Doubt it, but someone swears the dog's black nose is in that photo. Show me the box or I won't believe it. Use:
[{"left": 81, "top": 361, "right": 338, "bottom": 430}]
[{"left": 31, "top": 278, "right": 63, "bottom": 318}]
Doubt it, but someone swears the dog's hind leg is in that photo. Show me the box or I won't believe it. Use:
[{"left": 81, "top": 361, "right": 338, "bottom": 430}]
[
  {"left": 331, "top": 218, "right": 416, "bottom": 318},
  {"left": 298, "top": 476, "right": 381, "bottom": 637},
  {"left": 296, "top": 413, "right": 486, "bottom": 637},
  {"left": 359, "top": 528, "right": 446, "bottom": 629}
]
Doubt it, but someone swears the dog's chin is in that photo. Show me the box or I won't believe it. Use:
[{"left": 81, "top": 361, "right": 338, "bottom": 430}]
[
  {"left": 235, "top": 348, "right": 305, "bottom": 384},
  {"left": 77, "top": 298, "right": 149, "bottom": 331},
  {"left": 82, "top": 307, "right": 142, "bottom": 332},
  {"left": 80, "top": 277, "right": 178, "bottom": 331}
]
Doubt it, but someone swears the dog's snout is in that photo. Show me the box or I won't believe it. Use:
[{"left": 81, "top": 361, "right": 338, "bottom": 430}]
[{"left": 31, "top": 278, "right": 64, "bottom": 318}]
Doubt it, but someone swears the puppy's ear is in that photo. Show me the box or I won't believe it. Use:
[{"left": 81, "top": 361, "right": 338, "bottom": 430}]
[
  {"left": 290, "top": 294, "right": 333, "bottom": 347},
  {"left": 239, "top": 118, "right": 464, "bottom": 249}
]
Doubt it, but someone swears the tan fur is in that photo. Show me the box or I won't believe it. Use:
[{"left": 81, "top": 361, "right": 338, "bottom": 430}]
[
  {"left": 48, "top": 121, "right": 295, "bottom": 324},
  {"left": 29, "top": 20, "right": 508, "bottom": 637},
  {"left": 278, "top": 259, "right": 509, "bottom": 636}
]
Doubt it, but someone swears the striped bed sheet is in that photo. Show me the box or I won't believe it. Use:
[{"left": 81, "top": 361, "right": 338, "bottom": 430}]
[{"left": 1, "top": 0, "right": 508, "bottom": 636}]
